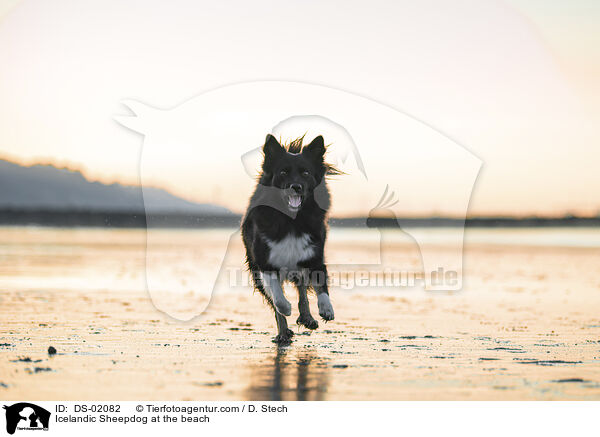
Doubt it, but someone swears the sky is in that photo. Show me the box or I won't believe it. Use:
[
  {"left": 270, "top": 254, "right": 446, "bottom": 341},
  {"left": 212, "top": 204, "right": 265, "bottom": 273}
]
[{"left": 0, "top": 0, "right": 599, "bottom": 217}]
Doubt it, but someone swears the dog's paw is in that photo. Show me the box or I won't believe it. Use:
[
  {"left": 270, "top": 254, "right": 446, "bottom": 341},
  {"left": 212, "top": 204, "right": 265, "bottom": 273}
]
[
  {"left": 272, "top": 328, "right": 294, "bottom": 344},
  {"left": 273, "top": 297, "right": 292, "bottom": 316},
  {"left": 296, "top": 315, "right": 319, "bottom": 330},
  {"left": 317, "top": 294, "right": 335, "bottom": 321}
]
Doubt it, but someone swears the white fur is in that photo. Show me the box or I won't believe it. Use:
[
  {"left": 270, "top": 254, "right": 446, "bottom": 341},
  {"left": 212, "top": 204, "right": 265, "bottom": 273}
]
[
  {"left": 265, "top": 233, "right": 315, "bottom": 270},
  {"left": 317, "top": 293, "right": 334, "bottom": 320},
  {"left": 260, "top": 271, "right": 291, "bottom": 316}
]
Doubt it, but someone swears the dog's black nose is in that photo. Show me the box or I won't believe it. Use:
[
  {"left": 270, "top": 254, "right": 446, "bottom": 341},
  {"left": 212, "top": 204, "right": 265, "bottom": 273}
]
[{"left": 290, "top": 184, "right": 303, "bottom": 194}]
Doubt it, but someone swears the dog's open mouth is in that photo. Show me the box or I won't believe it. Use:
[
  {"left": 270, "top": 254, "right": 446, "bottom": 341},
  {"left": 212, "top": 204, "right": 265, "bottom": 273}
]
[{"left": 287, "top": 194, "right": 303, "bottom": 211}]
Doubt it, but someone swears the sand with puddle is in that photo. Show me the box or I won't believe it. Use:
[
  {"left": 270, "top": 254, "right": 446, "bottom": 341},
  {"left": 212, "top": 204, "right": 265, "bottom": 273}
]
[{"left": 1, "top": 227, "right": 600, "bottom": 400}]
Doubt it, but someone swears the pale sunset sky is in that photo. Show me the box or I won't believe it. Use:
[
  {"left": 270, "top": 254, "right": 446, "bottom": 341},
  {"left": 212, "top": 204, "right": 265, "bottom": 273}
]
[{"left": 0, "top": 0, "right": 599, "bottom": 217}]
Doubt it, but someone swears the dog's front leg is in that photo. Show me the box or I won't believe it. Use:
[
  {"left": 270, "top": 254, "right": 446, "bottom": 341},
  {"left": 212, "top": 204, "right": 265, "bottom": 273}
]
[
  {"left": 311, "top": 265, "right": 334, "bottom": 321},
  {"left": 261, "top": 271, "right": 292, "bottom": 316}
]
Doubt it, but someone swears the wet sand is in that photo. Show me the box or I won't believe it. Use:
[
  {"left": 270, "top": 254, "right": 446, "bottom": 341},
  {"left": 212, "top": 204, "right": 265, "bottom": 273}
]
[{"left": 1, "top": 227, "right": 600, "bottom": 400}]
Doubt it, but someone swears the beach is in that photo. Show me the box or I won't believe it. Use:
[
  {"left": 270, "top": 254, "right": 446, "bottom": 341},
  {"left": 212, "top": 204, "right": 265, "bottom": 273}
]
[{"left": 1, "top": 226, "right": 600, "bottom": 400}]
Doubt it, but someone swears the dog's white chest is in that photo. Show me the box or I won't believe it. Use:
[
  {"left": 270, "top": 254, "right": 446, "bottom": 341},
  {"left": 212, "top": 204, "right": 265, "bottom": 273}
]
[{"left": 266, "top": 233, "right": 315, "bottom": 270}]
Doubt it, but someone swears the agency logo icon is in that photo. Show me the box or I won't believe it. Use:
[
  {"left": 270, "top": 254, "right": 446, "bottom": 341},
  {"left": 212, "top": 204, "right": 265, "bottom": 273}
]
[
  {"left": 115, "top": 81, "right": 482, "bottom": 321},
  {"left": 3, "top": 403, "right": 50, "bottom": 435}
]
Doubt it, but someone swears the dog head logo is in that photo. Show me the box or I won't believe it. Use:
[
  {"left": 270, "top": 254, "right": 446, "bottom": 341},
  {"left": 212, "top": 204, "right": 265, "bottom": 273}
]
[
  {"left": 115, "top": 81, "right": 482, "bottom": 321},
  {"left": 3, "top": 403, "right": 50, "bottom": 435}
]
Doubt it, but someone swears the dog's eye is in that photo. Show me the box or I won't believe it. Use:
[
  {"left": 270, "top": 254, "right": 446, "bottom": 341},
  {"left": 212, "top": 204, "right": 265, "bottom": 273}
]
[
  {"left": 279, "top": 170, "right": 288, "bottom": 176},
  {"left": 302, "top": 170, "right": 310, "bottom": 177}
]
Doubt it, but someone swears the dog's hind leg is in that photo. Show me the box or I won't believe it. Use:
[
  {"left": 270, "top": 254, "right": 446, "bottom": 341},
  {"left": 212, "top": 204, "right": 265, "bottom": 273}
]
[
  {"left": 273, "top": 311, "right": 294, "bottom": 344},
  {"left": 295, "top": 283, "right": 318, "bottom": 330},
  {"left": 261, "top": 271, "right": 292, "bottom": 316}
]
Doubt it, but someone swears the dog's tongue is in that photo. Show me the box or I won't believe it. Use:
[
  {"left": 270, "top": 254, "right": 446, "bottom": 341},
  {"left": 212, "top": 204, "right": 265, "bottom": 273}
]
[{"left": 289, "top": 195, "right": 302, "bottom": 208}]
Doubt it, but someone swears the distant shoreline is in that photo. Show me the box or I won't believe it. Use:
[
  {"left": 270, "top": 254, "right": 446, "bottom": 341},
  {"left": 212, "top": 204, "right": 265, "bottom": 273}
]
[{"left": 0, "top": 209, "right": 599, "bottom": 228}]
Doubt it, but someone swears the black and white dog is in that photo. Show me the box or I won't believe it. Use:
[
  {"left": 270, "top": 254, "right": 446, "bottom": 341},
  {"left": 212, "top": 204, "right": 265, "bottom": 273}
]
[{"left": 241, "top": 134, "right": 337, "bottom": 344}]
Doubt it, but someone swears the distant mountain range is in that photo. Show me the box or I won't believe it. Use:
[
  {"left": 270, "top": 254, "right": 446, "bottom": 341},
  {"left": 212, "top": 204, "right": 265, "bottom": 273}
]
[
  {"left": 1, "top": 158, "right": 598, "bottom": 228},
  {"left": 0, "top": 158, "right": 232, "bottom": 215}
]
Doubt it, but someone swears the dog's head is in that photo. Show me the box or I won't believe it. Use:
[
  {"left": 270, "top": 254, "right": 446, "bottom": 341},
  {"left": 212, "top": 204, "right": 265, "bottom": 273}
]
[{"left": 260, "top": 134, "right": 329, "bottom": 213}]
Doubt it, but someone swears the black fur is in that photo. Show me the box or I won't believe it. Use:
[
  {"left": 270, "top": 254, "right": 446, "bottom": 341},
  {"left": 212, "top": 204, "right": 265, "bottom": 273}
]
[{"left": 241, "top": 134, "right": 336, "bottom": 344}]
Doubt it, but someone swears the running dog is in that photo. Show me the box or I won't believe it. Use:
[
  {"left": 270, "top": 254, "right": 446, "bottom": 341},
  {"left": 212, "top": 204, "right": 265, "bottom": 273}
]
[{"left": 241, "top": 134, "right": 338, "bottom": 344}]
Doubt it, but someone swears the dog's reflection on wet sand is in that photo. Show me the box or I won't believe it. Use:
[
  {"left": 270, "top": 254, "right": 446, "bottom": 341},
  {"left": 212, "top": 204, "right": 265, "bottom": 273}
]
[{"left": 244, "top": 347, "right": 330, "bottom": 401}]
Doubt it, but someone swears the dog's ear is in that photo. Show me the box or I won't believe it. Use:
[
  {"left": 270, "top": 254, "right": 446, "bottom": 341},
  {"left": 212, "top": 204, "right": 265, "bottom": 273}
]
[
  {"left": 262, "top": 134, "right": 284, "bottom": 170},
  {"left": 302, "top": 135, "right": 325, "bottom": 162}
]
